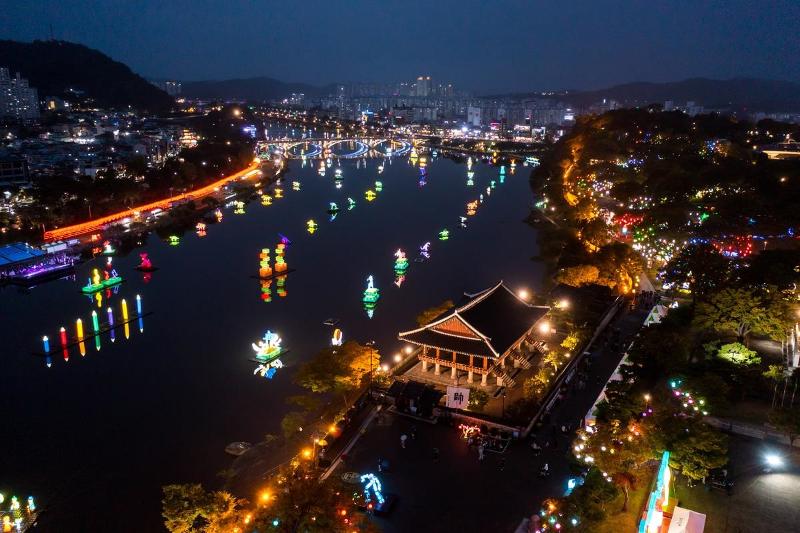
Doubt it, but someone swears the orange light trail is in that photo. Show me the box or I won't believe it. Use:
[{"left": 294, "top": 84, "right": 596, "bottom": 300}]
[{"left": 43, "top": 161, "right": 262, "bottom": 241}]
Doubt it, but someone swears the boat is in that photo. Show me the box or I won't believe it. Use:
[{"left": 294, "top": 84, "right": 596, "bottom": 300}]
[
  {"left": 323, "top": 318, "right": 340, "bottom": 326},
  {"left": 225, "top": 442, "right": 253, "bottom": 456}
]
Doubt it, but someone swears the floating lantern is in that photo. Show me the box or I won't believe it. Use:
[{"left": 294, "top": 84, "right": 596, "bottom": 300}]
[
  {"left": 259, "top": 248, "right": 273, "bottom": 278},
  {"left": 394, "top": 274, "right": 405, "bottom": 288},
  {"left": 363, "top": 275, "right": 380, "bottom": 304},
  {"left": 136, "top": 294, "right": 142, "bottom": 316},
  {"left": 419, "top": 242, "right": 431, "bottom": 259},
  {"left": 169, "top": 235, "right": 180, "bottom": 246},
  {"left": 332, "top": 328, "right": 343, "bottom": 346},
  {"left": 335, "top": 168, "right": 342, "bottom": 178},
  {"left": 234, "top": 201, "right": 245, "bottom": 214},
  {"left": 76, "top": 318, "right": 84, "bottom": 341},
  {"left": 214, "top": 208, "right": 223, "bottom": 221},
  {"left": 347, "top": 197, "right": 356, "bottom": 210},
  {"left": 261, "top": 194, "right": 273, "bottom": 206},
  {"left": 79, "top": 338, "right": 86, "bottom": 356},
  {"left": 375, "top": 181, "right": 383, "bottom": 192},
  {"left": 467, "top": 156, "right": 473, "bottom": 170},
  {"left": 394, "top": 249, "right": 409, "bottom": 273},
  {"left": 91, "top": 310, "right": 100, "bottom": 333},
  {"left": 460, "top": 216, "right": 467, "bottom": 228},
  {"left": 252, "top": 331, "right": 283, "bottom": 362},
  {"left": 103, "top": 240, "right": 115, "bottom": 255},
  {"left": 466, "top": 200, "right": 478, "bottom": 216},
  {"left": 328, "top": 202, "right": 339, "bottom": 214},
  {"left": 439, "top": 229, "right": 450, "bottom": 241},
  {"left": 274, "top": 187, "right": 283, "bottom": 198},
  {"left": 275, "top": 253, "right": 287, "bottom": 273},
  {"left": 42, "top": 335, "right": 50, "bottom": 353},
  {"left": 121, "top": 299, "right": 129, "bottom": 321},
  {"left": 490, "top": 180, "right": 496, "bottom": 189},
  {"left": 292, "top": 181, "right": 301, "bottom": 191},
  {"left": 196, "top": 222, "right": 207, "bottom": 237},
  {"left": 378, "top": 164, "right": 385, "bottom": 173},
  {"left": 276, "top": 274, "right": 287, "bottom": 297},
  {"left": 59, "top": 326, "right": 68, "bottom": 347},
  {"left": 365, "top": 190, "right": 376, "bottom": 202},
  {"left": 306, "top": 219, "right": 318, "bottom": 234},
  {"left": 107, "top": 307, "right": 114, "bottom": 333}
]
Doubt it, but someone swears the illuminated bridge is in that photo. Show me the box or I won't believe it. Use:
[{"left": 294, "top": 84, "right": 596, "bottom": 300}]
[{"left": 258, "top": 137, "right": 414, "bottom": 160}]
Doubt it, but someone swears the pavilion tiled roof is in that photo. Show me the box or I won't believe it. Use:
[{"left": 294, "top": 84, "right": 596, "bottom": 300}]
[{"left": 399, "top": 281, "right": 549, "bottom": 359}]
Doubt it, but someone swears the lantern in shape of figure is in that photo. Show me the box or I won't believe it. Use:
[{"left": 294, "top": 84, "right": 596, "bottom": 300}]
[{"left": 259, "top": 248, "right": 272, "bottom": 278}]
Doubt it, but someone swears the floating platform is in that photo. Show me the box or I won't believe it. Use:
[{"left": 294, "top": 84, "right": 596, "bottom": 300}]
[
  {"left": 80, "top": 277, "right": 124, "bottom": 294},
  {"left": 249, "top": 268, "right": 296, "bottom": 281},
  {"left": 134, "top": 266, "right": 160, "bottom": 273},
  {"left": 7, "top": 263, "right": 75, "bottom": 286}
]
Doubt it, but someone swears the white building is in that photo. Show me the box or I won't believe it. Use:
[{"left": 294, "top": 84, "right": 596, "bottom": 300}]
[{"left": 0, "top": 68, "right": 40, "bottom": 121}]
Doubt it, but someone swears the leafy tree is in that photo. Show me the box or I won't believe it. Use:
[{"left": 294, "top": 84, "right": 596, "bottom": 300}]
[
  {"left": 468, "top": 388, "right": 489, "bottom": 412},
  {"left": 763, "top": 364, "right": 787, "bottom": 408},
  {"left": 524, "top": 369, "right": 550, "bottom": 402},
  {"left": 555, "top": 265, "right": 600, "bottom": 287},
  {"left": 694, "top": 287, "right": 789, "bottom": 344},
  {"left": 281, "top": 411, "right": 308, "bottom": 440},
  {"left": 416, "top": 300, "right": 454, "bottom": 326},
  {"left": 668, "top": 423, "right": 728, "bottom": 483},
  {"left": 662, "top": 243, "right": 730, "bottom": 302},
  {"left": 768, "top": 408, "right": 800, "bottom": 446},
  {"left": 162, "top": 484, "right": 247, "bottom": 533},
  {"left": 716, "top": 342, "right": 761, "bottom": 366},
  {"left": 294, "top": 341, "right": 379, "bottom": 405},
  {"left": 543, "top": 351, "right": 561, "bottom": 373}
]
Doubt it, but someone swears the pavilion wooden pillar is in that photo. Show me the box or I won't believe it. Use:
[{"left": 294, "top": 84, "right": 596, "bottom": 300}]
[
  {"left": 468, "top": 355, "right": 474, "bottom": 383},
  {"left": 451, "top": 351, "right": 457, "bottom": 379},
  {"left": 481, "top": 357, "right": 488, "bottom": 386},
  {"left": 434, "top": 348, "right": 441, "bottom": 375},
  {"left": 421, "top": 346, "right": 428, "bottom": 372}
]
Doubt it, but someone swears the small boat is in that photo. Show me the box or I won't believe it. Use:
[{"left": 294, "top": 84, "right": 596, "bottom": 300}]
[
  {"left": 323, "top": 318, "right": 340, "bottom": 326},
  {"left": 225, "top": 442, "right": 252, "bottom": 456}
]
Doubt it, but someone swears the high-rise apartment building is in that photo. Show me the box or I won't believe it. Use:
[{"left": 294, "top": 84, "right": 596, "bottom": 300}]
[{"left": 0, "top": 68, "right": 40, "bottom": 121}]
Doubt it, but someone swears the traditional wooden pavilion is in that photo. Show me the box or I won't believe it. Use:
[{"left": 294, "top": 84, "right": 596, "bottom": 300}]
[{"left": 398, "top": 281, "right": 550, "bottom": 387}]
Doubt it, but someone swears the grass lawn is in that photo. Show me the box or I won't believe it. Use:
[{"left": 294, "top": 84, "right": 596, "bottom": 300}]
[{"left": 592, "top": 467, "right": 654, "bottom": 533}]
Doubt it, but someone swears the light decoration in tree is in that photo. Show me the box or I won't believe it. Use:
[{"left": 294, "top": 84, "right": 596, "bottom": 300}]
[
  {"left": 458, "top": 424, "right": 480, "bottom": 439},
  {"left": 669, "top": 379, "right": 708, "bottom": 416},
  {"left": 360, "top": 473, "right": 385, "bottom": 507}
]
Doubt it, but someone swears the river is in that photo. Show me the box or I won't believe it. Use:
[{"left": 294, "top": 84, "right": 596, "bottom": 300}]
[{"left": 0, "top": 144, "right": 542, "bottom": 531}]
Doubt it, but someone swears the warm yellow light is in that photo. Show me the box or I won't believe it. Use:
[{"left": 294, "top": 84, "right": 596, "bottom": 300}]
[
  {"left": 558, "top": 298, "right": 570, "bottom": 309},
  {"left": 538, "top": 321, "right": 551, "bottom": 334},
  {"left": 302, "top": 448, "right": 312, "bottom": 459},
  {"left": 404, "top": 345, "right": 413, "bottom": 354},
  {"left": 329, "top": 424, "right": 337, "bottom": 433},
  {"left": 518, "top": 289, "right": 529, "bottom": 300},
  {"left": 260, "top": 491, "right": 271, "bottom": 502},
  {"left": 393, "top": 353, "right": 402, "bottom": 363}
]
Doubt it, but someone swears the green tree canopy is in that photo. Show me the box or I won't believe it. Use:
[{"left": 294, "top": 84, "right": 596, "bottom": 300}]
[
  {"left": 716, "top": 342, "right": 761, "bottom": 366},
  {"left": 662, "top": 243, "right": 730, "bottom": 302},
  {"left": 694, "top": 287, "right": 790, "bottom": 343},
  {"left": 162, "top": 484, "right": 246, "bottom": 533}
]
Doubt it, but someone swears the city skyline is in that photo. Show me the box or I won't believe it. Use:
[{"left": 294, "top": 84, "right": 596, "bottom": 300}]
[{"left": 2, "top": 0, "right": 799, "bottom": 93}]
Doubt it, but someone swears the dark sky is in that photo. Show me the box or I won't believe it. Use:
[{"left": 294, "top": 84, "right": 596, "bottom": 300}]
[{"left": 2, "top": 0, "right": 799, "bottom": 93}]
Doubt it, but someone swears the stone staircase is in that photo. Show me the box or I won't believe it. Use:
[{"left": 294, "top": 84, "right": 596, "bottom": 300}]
[{"left": 489, "top": 364, "right": 517, "bottom": 388}]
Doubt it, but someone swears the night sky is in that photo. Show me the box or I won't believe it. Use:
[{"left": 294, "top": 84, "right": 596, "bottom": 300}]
[{"left": 2, "top": 0, "right": 799, "bottom": 93}]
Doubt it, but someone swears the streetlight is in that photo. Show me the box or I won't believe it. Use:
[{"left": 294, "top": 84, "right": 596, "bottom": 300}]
[
  {"left": 393, "top": 353, "right": 402, "bottom": 364},
  {"left": 518, "top": 289, "right": 529, "bottom": 301},
  {"left": 765, "top": 454, "right": 783, "bottom": 468}
]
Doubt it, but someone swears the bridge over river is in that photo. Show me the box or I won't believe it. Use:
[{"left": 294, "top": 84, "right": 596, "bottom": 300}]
[{"left": 258, "top": 137, "right": 414, "bottom": 160}]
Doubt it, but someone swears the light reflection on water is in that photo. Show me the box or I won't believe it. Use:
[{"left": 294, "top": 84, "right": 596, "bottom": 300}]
[{"left": 0, "top": 152, "right": 541, "bottom": 532}]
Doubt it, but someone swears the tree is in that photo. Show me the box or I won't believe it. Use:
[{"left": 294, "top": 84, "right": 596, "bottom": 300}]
[
  {"left": 668, "top": 423, "right": 728, "bottom": 483},
  {"left": 294, "top": 341, "right": 379, "bottom": 405},
  {"left": 524, "top": 369, "right": 550, "bottom": 402},
  {"left": 716, "top": 342, "right": 761, "bottom": 367},
  {"left": 162, "top": 484, "right": 247, "bottom": 533},
  {"left": 662, "top": 243, "right": 730, "bottom": 302},
  {"left": 281, "top": 411, "right": 308, "bottom": 440},
  {"left": 694, "top": 287, "right": 788, "bottom": 344},
  {"left": 555, "top": 265, "right": 599, "bottom": 287},
  {"left": 543, "top": 351, "right": 561, "bottom": 373},
  {"left": 416, "top": 300, "right": 454, "bottom": 326},
  {"left": 763, "top": 364, "right": 786, "bottom": 408},
  {"left": 468, "top": 388, "right": 489, "bottom": 412},
  {"left": 768, "top": 408, "right": 800, "bottom": 446}
]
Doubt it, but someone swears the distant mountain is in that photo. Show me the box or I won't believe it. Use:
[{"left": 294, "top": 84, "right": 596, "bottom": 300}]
[
  {"left": 0, "top": 40, "right": 174, "bottom": 113},
  {"left": 565, "top": 78, "right": 800, "bottom": 112},
  {"left": 182, "top": 77, "right": 336, "bottom": 102}
]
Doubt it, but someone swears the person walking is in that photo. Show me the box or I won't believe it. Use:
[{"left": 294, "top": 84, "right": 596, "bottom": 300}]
[
  {"left": 478, "top": 443, "right": 485, "bottom": 461},
  {"left": 400, "top": 434, "right": 408, "bottom": 449}
]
